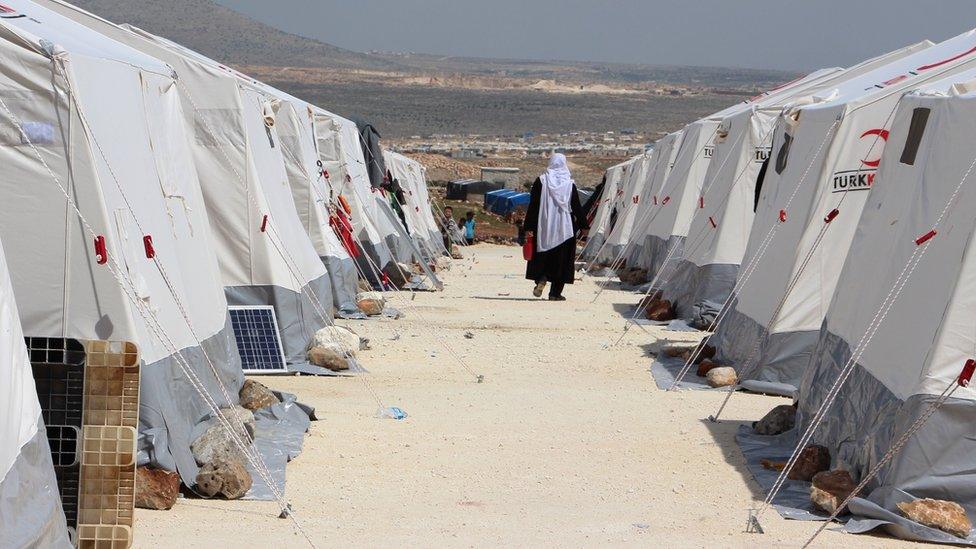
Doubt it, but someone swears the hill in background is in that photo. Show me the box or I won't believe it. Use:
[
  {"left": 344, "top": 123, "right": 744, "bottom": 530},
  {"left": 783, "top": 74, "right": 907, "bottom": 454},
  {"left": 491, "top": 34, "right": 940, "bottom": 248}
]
[{"left": 67, "top": 0, "right": 797, "bottom": 183}]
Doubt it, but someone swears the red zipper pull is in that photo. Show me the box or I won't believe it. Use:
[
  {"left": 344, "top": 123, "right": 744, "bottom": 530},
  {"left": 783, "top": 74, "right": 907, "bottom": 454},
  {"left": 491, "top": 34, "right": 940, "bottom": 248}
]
[
  {"left": 779, "top": 209, "right": 787, "bottom": 223},
  {"left": 699, "top": 196, "right": 704, "bottom": 209},
  {"left": 824, "top": 209, "right": 839, "bottom": 223},
  {"left": 93, "top": 235, "right": 107, "bottom": 265},
  {"left": 143, "top": 235, "right": 155, "bottom": 259},
  {"left": 662, "top": 196, "right": 671, "bottom": 206},
  {"left": 915, "top": 229, "right": 937, "bottom": 246},
  {"left": 261, "top": 214, "right": 269, "bottom": 233},
  {"left": 959, "top": 359, "right": 976, "bottom": 387}
]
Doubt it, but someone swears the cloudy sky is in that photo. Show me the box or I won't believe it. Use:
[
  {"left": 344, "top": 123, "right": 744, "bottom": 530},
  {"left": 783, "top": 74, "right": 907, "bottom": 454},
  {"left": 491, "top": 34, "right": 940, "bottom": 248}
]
[{"left": 216, "top": 0, "right": 976, "bottom": 71}]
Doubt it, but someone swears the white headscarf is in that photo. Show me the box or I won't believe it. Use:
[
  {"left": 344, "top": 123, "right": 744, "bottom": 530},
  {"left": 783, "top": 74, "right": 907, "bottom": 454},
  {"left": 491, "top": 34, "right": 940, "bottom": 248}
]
[{"left": 537, "top": 153, "right": 575, "bottom": 252}]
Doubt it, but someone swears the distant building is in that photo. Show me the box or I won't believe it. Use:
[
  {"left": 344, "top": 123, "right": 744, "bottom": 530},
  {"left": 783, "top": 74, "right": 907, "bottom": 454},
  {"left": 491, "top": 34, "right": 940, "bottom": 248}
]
[{"left": 481, "top": 167, "right": 522, "bottom": 189}]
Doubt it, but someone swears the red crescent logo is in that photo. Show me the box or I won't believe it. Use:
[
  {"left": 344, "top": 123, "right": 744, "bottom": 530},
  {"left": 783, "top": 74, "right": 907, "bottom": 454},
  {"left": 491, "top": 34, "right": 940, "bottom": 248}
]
[{"left": 859, "top": 129, "right": 889, "bottom": 168}]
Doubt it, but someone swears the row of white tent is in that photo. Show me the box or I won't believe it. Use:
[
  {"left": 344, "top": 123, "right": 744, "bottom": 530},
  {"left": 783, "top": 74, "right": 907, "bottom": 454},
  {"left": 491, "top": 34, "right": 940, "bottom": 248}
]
[
  {"left": 0, "top": 0, "right": 446, "bottom": 544},
  {"left": 586, "top": 29, "right": 976, "bottom": 542}
]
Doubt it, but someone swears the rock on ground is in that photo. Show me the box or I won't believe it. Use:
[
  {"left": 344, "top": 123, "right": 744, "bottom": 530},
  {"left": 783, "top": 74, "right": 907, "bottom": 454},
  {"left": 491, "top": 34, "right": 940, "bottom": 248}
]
[
  {"left": 645, "top": 299, "right": 674, "bottom": 322},
  {"left": 357, "top": 291, "right": 386, "bottom": 316},
  {"left": 384, "top": 262, "right": 414, "bottom": 289},
  {"left": 135, "top": 466, "right": 181, "bottom": 510},
  {"left": 308, "top": 346, "right": 350, "bottom": 371},
  {"left": 787, "top": 445, "right": 830, "bottom": 481},
  {"left": 312, "top": 325, "right": 365, "bottom": 357},
  {"left": 898, "top": 499, "right": 973, "bottom": 538},
  {"left": 662, "top": 345, "right": 694, "bottom": 358},
  {"left": 191, "top": 406, "right": 255, "bottom": 466},
  {"left": 696, "top": 359, "right": 720, "bottom": 377},
  {"left": 705, "top": 367, "right": 737, "bottom": 388},
  {"left": 195, "top": 457, "right": 252, "bottom": 500},
  {"left": 752, "top": 404, "right": 796, "bottom": 436},
  {"left": 617, "top": 267, "right": 648, "bottom": 286},
  {"left": 238, "top": 379, "right": 280, "bottom": 412},
  {"left": 810, "top": 470, "right": 855, "bottom": 515}
]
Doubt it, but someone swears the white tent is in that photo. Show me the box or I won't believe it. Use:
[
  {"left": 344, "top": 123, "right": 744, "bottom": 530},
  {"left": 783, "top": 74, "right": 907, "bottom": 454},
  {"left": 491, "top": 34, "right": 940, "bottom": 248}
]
[
  {"left": 788, "top": 74, "right": 976, "bottom": 543},
  {"left": 268, "top": 96, "right": 362, "bottom": 316},
  {"left": 581, "top": 156, "right": 639, "bottom": 261},
  {"left": 311, "top": 108, "right": 394, "bottom": 281},
  {"left": 35, "top": 1, "right": 336, "bottom": 364},
  {"left": 628, "top": 130, "right": 684, "bottom": 271},
  {"left": 384, "top": 150, "right": 446, "bottom": 258},
  {"left": 662, "top": 42, "right": 930, "bottom": 322},
  {"left": 0, "top": 0, "right": 243, "bottom": 483},
  {"left": 590, "top": 149, "right": 655, "bottom": 265},
  {"left": 638, "top": 69, "right": 851, "bottom": 287},
  {"left": 710, "top": 29, "right": 976, "bottom": 396},
  {"left": 0, "top": 237, "right": 69, "bottom": 547},
  {"left": 133, "top": 37, "right": 365, "bottom": 318}
]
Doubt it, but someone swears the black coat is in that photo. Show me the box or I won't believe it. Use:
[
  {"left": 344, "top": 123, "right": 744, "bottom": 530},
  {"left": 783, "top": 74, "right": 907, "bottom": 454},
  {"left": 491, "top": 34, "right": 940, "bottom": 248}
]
[{"left": 524, "top": 178, "right": 588, "bottom": 284}]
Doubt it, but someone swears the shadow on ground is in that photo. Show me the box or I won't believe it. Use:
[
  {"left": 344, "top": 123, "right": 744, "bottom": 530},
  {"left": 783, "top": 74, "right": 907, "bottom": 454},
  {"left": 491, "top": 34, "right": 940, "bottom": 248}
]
[{"left": 701, "top": 417, "right": 767, "bottom": 501}]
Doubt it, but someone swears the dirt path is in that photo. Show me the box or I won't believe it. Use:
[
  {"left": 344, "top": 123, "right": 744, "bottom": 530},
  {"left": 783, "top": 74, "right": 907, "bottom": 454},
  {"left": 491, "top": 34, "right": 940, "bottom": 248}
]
[{"left": 135, "top": 244, "right": 916, "bottom": 548}]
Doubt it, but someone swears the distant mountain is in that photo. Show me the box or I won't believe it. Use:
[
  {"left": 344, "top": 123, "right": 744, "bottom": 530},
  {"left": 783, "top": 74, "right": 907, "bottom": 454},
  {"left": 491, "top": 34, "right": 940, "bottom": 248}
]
[
  {"left": 67, "top": 0, "right": 795, "bottom": 89},
  {"left": 69, "top": 0, "right": 406, "bottom": 71}
]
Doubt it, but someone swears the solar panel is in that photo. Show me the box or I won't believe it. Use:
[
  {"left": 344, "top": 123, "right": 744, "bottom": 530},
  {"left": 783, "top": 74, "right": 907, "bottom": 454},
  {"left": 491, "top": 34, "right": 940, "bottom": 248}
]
[{"left": 229, "top": 306, "right": 288, "bottom": 374}]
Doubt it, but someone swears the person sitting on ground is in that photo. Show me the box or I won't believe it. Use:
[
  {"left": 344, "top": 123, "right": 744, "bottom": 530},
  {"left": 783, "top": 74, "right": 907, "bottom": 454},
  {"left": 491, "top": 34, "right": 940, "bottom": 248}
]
[
  {"left": 463, "top": 211, "right": 476, "bottom": 245},
  {"left": 524, "top": 153, "right": 588, "bottom": 301}
]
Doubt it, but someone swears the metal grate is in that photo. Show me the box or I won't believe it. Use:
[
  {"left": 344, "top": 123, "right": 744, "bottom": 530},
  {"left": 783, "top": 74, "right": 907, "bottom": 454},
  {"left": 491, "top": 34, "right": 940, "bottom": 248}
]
[{"left": 229, "top": 306, "right": 288, "bottom": 374}]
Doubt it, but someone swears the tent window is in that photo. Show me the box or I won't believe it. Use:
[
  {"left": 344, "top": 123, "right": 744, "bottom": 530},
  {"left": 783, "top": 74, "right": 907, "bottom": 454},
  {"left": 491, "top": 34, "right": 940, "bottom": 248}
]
[
  {"left": 899, "top": 108, "right": 930, "bottom": 166},
  {"left": 0, "top": 92, "right": 62, "bottom": 148},
  {"left": 774, "top": 133, "right": 793, "bottom": 175}
]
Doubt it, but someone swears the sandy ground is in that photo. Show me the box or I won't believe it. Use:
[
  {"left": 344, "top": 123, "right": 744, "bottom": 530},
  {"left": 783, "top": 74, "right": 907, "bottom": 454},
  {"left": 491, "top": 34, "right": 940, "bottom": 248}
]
[{"left": 134, "top": 244, "right": 918, "bottom": 548}]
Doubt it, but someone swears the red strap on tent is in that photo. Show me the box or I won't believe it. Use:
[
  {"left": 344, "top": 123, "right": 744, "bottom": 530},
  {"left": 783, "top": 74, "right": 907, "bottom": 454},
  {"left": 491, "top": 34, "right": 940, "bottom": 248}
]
[
  {"left": 633, "top": 196, "right": 639, "bottom": 204},
  {"left": 915, "top": 230, "right": 937, "bottom": 246},
  {"left": 93, "top": 235, "right": 107, "bottom": 265},
  {"left": 322, "top": 169, "right": 330, "bottom": 179},
  {"left": 381, "top": 273, "right": 391, "bottom": 287},
  {"left": 699, "top": 196, "right": 704, "bottom": 209},
  {"left": 260, "top": 214, "right": 269, "bottom": 233},
  {"left": 143, "top": 235, "right": 155, "bottom": 259},
  {"left": 653, "top": 195, "right": 658, "bottom": 205},
  {"left": 779, "top": 210, "right": 787, "bottom": 223},
  {"left": 415, "top": 206, "right": 420, "bottom": 212},
  {"left": 824, "top": 209, "right": 839, "bottom": 224},
  {"left": 708, "top": 216, "right": 717, "bottom": 228},
  {"left": 959, "top": 359, "right": 976, "bottom": 387},
  {"left": 662, "top": 196, "right": 671, "bottom": 206},
  {"left": 329, "top": 211, "right": 361, "bottom": 258}
]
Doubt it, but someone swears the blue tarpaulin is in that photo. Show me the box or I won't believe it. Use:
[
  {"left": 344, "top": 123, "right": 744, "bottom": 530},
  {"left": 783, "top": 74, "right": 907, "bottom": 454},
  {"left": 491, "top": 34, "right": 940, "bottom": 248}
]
[{"left": 484, "top": 189, "right": 530, "bottom": 216}]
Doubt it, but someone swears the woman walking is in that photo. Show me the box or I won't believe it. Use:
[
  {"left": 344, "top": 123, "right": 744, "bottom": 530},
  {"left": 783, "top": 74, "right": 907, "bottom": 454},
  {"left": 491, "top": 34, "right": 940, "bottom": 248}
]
[{"left": 524, "top": 153, "right": 588, "bottom": 301}]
